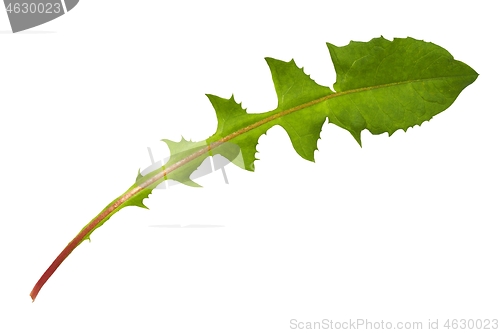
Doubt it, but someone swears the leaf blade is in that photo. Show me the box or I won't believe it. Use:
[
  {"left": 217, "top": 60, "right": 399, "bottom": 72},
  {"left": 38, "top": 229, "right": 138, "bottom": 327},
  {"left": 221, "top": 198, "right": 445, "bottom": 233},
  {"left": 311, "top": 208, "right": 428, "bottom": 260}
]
[{"left": 31, "top": 37, "right": 478, "bottom": 301}]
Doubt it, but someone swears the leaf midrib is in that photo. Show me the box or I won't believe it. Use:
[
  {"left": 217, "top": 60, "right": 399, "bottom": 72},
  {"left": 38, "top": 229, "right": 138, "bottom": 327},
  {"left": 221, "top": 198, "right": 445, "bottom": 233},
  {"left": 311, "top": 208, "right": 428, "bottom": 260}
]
[
  {"left": 141, "top": 73, "right": 476, "bottom": 190},
  {"left": 61, "top": 72, "right": 477, "bottom": 263}
]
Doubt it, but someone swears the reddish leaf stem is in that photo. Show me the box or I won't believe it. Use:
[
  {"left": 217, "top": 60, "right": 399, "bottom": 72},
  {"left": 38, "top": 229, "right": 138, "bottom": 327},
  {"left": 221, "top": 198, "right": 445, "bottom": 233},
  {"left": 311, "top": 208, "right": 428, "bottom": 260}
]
[{"left": 30, "top": 82, "right": 406, "bottom": 301}]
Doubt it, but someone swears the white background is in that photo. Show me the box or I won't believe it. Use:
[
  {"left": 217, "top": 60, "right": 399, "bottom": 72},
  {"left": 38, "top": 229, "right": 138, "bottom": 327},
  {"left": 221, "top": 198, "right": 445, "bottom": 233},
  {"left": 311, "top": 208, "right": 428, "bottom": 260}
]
[{"left": 1, "top": 1, "right": 498, "bottom": 332}]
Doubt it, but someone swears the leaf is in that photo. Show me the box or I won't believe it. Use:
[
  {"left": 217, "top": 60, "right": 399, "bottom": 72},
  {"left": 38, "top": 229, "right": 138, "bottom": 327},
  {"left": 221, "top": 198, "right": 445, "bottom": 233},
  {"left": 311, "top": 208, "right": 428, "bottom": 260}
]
[{"left": 30, "top": 36, "right": 478, "bottom": 301}]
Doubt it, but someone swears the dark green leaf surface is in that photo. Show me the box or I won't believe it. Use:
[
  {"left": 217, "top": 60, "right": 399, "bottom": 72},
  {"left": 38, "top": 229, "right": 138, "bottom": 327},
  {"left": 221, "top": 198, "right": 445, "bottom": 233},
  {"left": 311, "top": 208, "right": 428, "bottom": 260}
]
[
  {"left": 201, "top": 37, "right": 477, "bottom": 172},
  {"left": 91, "top": 36, "right": 480, "bottom": 237}
]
